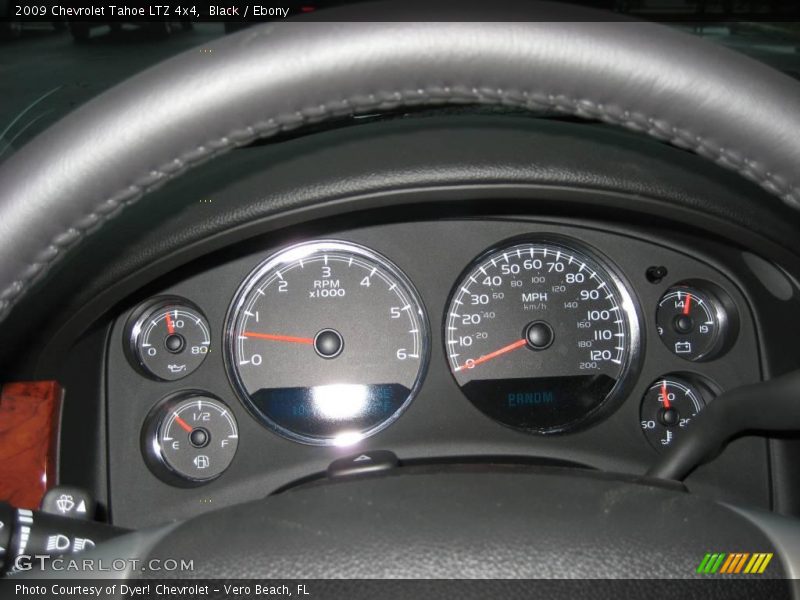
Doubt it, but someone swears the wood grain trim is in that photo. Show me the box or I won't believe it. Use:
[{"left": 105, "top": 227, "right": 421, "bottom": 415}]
[{"left": 0, "top": 381, "right": 62, "bottom": 509}]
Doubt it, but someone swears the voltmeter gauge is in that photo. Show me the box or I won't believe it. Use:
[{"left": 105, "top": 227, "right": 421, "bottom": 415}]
[
  {"left": 127, "top": 297, "right": 211, "bottom": 381},
  {"left": 640, "top": 376, "right": 713, "bottom": 450},
  {"left": 143, "top": 392, "right": 239, "bottom": 485},
  {"left": 656, "top": 284, "right": 734, "bottom": 362}
]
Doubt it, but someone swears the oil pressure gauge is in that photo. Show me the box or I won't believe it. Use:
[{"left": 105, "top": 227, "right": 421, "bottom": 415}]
[
  {"left": 143, "top": 392, "right": 239, "bottom": 486},
  {"left": 127, "top": 297, "right": 211, "bottom": 380}
]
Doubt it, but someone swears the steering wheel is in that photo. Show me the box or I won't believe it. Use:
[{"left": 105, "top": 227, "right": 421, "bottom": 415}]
[{"left": 3, "top": 2, "right": 800, "bottom": 583}]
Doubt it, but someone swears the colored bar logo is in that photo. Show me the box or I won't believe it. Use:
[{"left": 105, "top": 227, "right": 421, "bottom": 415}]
[{"left": 696, "top": 552, "right": 773, "bottom": 574}]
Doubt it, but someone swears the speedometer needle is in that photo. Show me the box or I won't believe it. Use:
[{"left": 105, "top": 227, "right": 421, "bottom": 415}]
[
  {"left": 456, "top": 338, "right": 527, "bottom": 372},
  {"left": 242, "top": 332, "right": 314, "bottom": 345}
]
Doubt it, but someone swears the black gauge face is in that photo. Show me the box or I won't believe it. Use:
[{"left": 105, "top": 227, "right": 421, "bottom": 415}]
[
  {"left": 144, "top": 393, "right": 239, "bottom": 485},
  {"left": 225, "top": 240, "right": 429, "bottom": 446},
  {"left": 128, "top": 298, "right": 211, "bottom": 381},
  {"left": 640, "top": 377, "right": 708, "bottom": 450},
  {"left": 656, "top": 285, "right": 727, "bottom": 361},
  {"left": 445, "top": 239, "right": 640, "bottom": 433}
]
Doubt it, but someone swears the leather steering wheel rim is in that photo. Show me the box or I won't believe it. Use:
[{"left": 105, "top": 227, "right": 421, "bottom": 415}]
[
  {"left": 1, "top": 4, "right": 800, "bottom": 323},
  {"left": 25, "top": 467, "right": 800, "bottom": 581}
]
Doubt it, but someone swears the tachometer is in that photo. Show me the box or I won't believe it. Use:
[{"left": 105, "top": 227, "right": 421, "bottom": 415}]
[
  {"left": 445, "top": 238, "right": 640, "bottom": 433},
  {"left": 225, "top": 240, "right": 429, "bottom": 446}
]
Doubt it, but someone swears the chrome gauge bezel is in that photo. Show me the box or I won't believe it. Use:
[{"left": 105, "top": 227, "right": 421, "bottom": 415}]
[
  {"left": 443, "top": 235, "right": 643, "bottom": 434},
  {"left": 141, "top": 391, "right": 239, "bottom": 487},
  {"left": 223, "top": 239, "right": 431, "bottom": 446},
  {"left": 655, "top": 280, "right": 738, "bottom": 362},
  {"left": 639, "top": 373, "right": 718, "bottom": 451},
  {"left": 125, "top": 296, "right": 212, "bottom": 381}
]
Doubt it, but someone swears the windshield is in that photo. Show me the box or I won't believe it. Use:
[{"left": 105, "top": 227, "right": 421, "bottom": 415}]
[{"left": 1, "top": 2, "right": 799, "bottom": 165}]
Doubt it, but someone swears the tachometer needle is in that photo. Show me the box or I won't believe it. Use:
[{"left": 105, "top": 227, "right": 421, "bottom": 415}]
[
  {"left": 456, "top": 338, "right": 527, "bottom": 372},
  {"left": 660, "top": 381, "right": 672, "bottom": 409},
  {"left": 242, "top": 332, "right": 314, "bottom": 345}
]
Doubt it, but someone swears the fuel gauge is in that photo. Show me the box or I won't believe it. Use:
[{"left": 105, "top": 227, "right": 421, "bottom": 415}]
[{"left": 143, "top": 392, "right": 239, "bottom": 485}]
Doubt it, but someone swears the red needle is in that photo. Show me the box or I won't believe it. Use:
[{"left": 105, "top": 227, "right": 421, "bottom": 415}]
[
  {"left": 165, "top": 312, "right": 175, "bottom": 334},
  {"left": 243, "top": 332, "right": 314, "bottom": 345},
  {"left": 174, "top": 415, "right": 193, "bottom": 433},
  {"left": 683, "top": 293, "right": 692, "bottom": 316},
  {"left": 660, "top": 381, "right": 672, "bottom": 410},
  {"left": 457, "top": 338, "right": 528, "bottom": 372}
]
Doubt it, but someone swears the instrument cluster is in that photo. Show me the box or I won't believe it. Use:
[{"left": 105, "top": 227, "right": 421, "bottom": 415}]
[{"left": 114, "top": 222, "right": 750, "bottom": 489}]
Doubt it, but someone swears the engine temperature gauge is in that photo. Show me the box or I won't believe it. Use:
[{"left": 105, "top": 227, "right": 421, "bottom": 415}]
[
  {"left": 127, "top": 297, "right": 211, "bottom": 381},
  {"left": 640, "top": 376, "right": 713, "bottom": 450},
  {"left": 143, "top": 392, "right": 239, "bottom": 485}
]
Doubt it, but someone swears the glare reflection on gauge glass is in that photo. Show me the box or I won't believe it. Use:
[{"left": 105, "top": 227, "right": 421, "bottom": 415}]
[
  {"left": 312, "top": 384, "right": 369, "bottom": 420},
  {"left": 332, "top": 431, "right": 366, "bottom": 447}
]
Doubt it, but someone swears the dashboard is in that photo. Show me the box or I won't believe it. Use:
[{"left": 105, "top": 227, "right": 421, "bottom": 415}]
[
  {"left": 7, "top": 111, "right": 795, "bottom": 536},
  {"left": 105, "top": 217, "right": 766, "bottom": 528},
  {"left": 4, "top": 11, "right": 800, "bottom": 583}
]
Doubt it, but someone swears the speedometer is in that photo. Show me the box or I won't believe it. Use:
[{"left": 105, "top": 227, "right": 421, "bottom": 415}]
[
  {"left": 445, "top": 238, "right": 640, "bottom": 433},
  {"left": 225, "top": 240, "right": 429, "bottom": 446}
]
